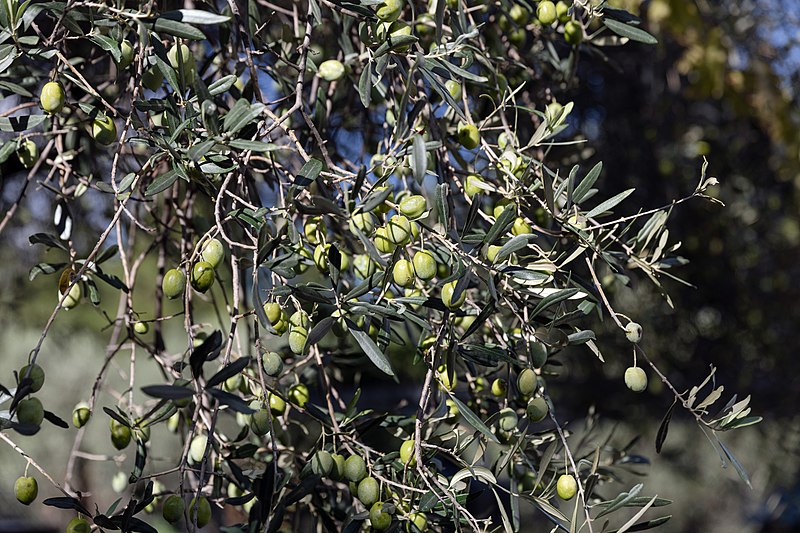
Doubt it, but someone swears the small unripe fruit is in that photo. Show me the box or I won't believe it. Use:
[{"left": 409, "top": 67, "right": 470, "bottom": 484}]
[
  {"left": 288, "top": 327, "right": 308, "bottom": 354},
  {"left": 59, "top": 280, "right": 82, "bottom": 310},
  {"left": 14, "top": 476, "right": 38, "bottom": 505},
  {"left": 517, "top": 368, "right": 537, "bottom": 396},
  {"left": 491, "top": 378, "right": 507, "bottom": 397},
  {"left": 162, "top": 494, "right": 184, "bottom": 523},
  {"left": 40, "top": 81, "right": 65, "bottom": 114},
  {"left": 189, "top": 434, "right": 207, "bottom": 464},
  {"left": 264, "top": 303, "right": 282, "bottom": 325},
  {"left": 393, "top": 259, "right": 415, "bottom": 288},
  {"left": 408, "top": 511, "right": 428, "bottom": 532},
  {"left": 354, "top": 254, "right": 378, "bottom": 278},
  {"left": 556, "top": 1, "right": 570, "bottom": 22},
  {"left": 509, "top": 3, "right": 529, "bottom": 25},
  {"left": 304, "top": 216, "right": 321, "bottom": 244},
  {"left": 457, "top": 122, "right": 480, "bottom": 150},
  {"left": 445, "top": 79, "right": 462, "bottom": 99},
  {"left": 65, "top": 518, "right": 91, "bottom": 533},
  {"left": 497, "top": 407, "right": 518, "bottom": 431},
  {"left": 268, "top": 393, "right": 286, "bottom": 415},
  {"left": 17, "top": 139, "right": 38, "bottom": 169},
  {"left": 531, "top": 342, "right": 548, "bottom": 368},
  {"left": 485, "top": 244, "right": 502, "bottom": 263},
  {"left": 493, "top": 198, "right": 514, "bottom": 219},
  {"left": 370, "top": 501, "right": 392, "bottom": 530},
  {"left": 110, "top": 419, "right": 132, "bottom": 450},
  {"left": 446, "top": 398, "right": 459, "bottom": 416},
  {"left": 92, "top": 115, "right": 117, "bottom": 145},
  {"left": 313, "top": 243, "right": 329, "bottom": 273},
  {"left": 374, "top": 227, "right": 397, "bottom": 253},
  {"left": 376, "top": 0, "right": 402, "bottom": 21},
  {"left": 331, "top": 453, "right": 346, "bottom": 480},
  {"left": 625, "top": 322, "right": 643, "bottom": 343},
  {"left": 133, "top": 321, "right": 149, "bottom": 334},
  {"left": 437, "top": 365, "right": 456, "bottom": 391},
  {"left": 537, "top": 1, "right": 557, "bottom": 25},
  {"left": 262, "top": 351, "right": 283, "bottom": 376},
  {"left": 399, "top": 195, "right": 427, "bottom": 219},
  {"left": 441, "top": 280, "right": 466, "bottom": 309},
  {"left": 142, "top": 67, "right": 163, "bottom": 91},
  {"left": 162, "top": 269, "right": 186, "bottom": 300},
  {"left": 168, "top": 43, "right": 196, "bottom": 79},
  {"left": 344, "top": 454, "right": 367, "bottom": 482},
  {"left": 318, "top": 59, "right": 345, "bottom": 81},
  {"left": 117, "top": 40, "right": 134, "bottom": 70},
  {"left": 312, "top": 450, "right": 334, "bottom": 476},
  {"left": 464, "top": 174, "right": 485, "bottom": 197},
  {"left": 512, "top": 217, "right": 532, "bottom": 236},
  {"left": 190, "top": 261, "right": 215, "bottom": 293},
  {"left": 526, "top": 397, "right": 548, "bottom": 422},
  {"left": 557, "top": 474, "right": 578, "bottom": 500},
  {"left": 399, "top": 439, "right": 416, "bottom": 466},
  {"left": 201, "top": 238, "right": 225, "bottom": 268},
  {"left": 250, "top": 408, "right": 271, "bottom": 436},
  {"left": 412, "top": 250, "right": 437, "bottom": 280},
  {"left": 386, "top": 215, "right": 412, "bottom": 245},
  {"left": 350, "top": 212, "right": 376, "bottom": 235},
  {"left": 16, "top": 397, "right": 44, "bottom": 427},
  {"left": 357, "top": 476, "right": 380, "bottom": 507},
  {"left": 624, "top": 367, "right": 648, "bottom": 392},
  {"left": 72, "top": 402, "right": 91, "bottom": 428},
  {"left": 189, "top": 496, "right": 211, "bottom": 528},
  {"left": 19, "top": 364, "right": 45, "bottom": 393},
  {"left": 289, "top": 383, "right": 310, "bottom": 407},
  {"left": 564, "top": 20, "right": 583, "bottom": 45}
]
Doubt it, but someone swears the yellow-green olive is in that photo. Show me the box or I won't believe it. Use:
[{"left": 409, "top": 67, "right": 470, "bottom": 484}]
[
  {"left": 457, "top": 122, "right": 480, "bottom": 150},
  {"left": 190, "top": 261, "right": 215, "bottom": 293},
  {"left": 441, "top": 280, "right": 466, "bottom": 309},
  {"left": 162, "top": 268, "right": 186, "bottom": 300},
  {"left": 201, "top": 238, "right": 225, "bottom": 269},
  {"left": 392, "top": 259, "right": 415, "bottom": 287},
  {"left": 40, "top": 81, "right": 65, "bottom": 114},
  {"left": 92, "top": 115, "right": 117, "bottom": 145},
  {"left": 16, "top": 139, "right": 38, "bottom": 169},
  {"left": 318, "top": 59, "right": 346, "bottom": 81},
  {"left": 412, "top": 250, "right": 437, "bottom": 280}
]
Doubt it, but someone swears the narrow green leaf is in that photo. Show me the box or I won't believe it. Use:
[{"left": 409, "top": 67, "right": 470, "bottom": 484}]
[
  {"left": 603, "top": 18, "right": 658, "bottom": 45},
  {"left": 448, "top": 395, "right": 500, "bottom": 444},
  {"left": 584, "top": 188, "right": 635, "bottom": 219},
  {"left": 349, "top": 325, "right": 395, "bottom": 376}
]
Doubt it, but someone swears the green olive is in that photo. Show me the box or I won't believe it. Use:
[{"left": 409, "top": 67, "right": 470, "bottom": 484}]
[
  {"left": 313, "top": 243, "right": 329, "bottom": 273},
  {"left": 16, "top": 139, "right": 38, "bottom": 169},
  {"left": 392, "top": 259, "right": 415, "bottom": 288},
  {"left": 40, "top": 81, "right": 65, "bottom": 114},
  {"left": 344, "top": 454, "right": 367, "bottom": 482},
  {"left": 564, "top": 20, "right": 583, "bottom": 45},
  {"left": 350, "top": 212, "right": 377, "bottom": 235},
  {"left": 557, "top": 474, "right": 578, "bottom": 500},
  {"left": 625, "top": 322, "right": 643, "bottom": 343},
  {"left": 437, "top": 365, "right": 456, "bottom": 391},
  {"left": 201, "top": 238, "right": 225, "bottom": 269},
  {"left": 331, "top": 453, "right": 346, "bottom": 480},
  {"left": 304, "top": 216, "right": 321, "bottom": 244},
  {"left": 491, "top": 378, "right": 507, "bottom": 397},
  {"left": 357, "top": 476, "right": 380, "bottom": 507},
  {"left": 117, "top": 39, "right": 134, "bottom": 70},
  {"left": 517, "top": 368, "right": 537, "bottom": 396},
  {"left": 262, "top": 351, "right": 283, "bottom": 376},
  {"left": 386, "top": 214, "right": 412, "bottom": 245},
  {"left": 59, "top": 278, "right": 82, "bottom": 310},
  {"left": 72, "top": 402, "right": 91, "bottom": 428},
  {"left": 168, "top": 42, "right": 196, "bottom": 79},
  {"left": 268, "top": 392, "right": 286, "bottom": 415},
  {"left": 497, "top": 407, "right": 519, "bottom": 431},
  {"left": 92, "top": 114, "right": 117, "bottom": 145},
  {"left": 399, "top": 439, "right": 416, "bottom": 466},
  {"left": 512, "top": 216, "right": 532, "bottom": 236},
  {"left": 312, "top": 450, "right": 334, "bottom": 476},
  {"left": 526, "top": 397, "right": 548, "bottom": 422},
  {"left": 457, "top": 122, "right": 480, "bottom": 150},
  {"left": 19, "top": 363, "right": 45, "bottom": 393},
  {"left": 537, "top": 1, "right": 557, "bottom": 25},
  {"left": 264, "top": 302, "right": 282, "bottom": 325},
  {"left": 110, "top": 419, "right": 132, "bottom": 450},
  {"left": 408, "top": 511, "right": 428, "bottom": 532},
  {"left": 441, "top": 280, "right": 466, "bottom": 309},
  {"left": 354, "top": 253, "right": 378, "bottom": 278},
  {"left": 374, "top": 227, "right": 397, "bottom": 254},
  {"left": 250, "top": 408, "right": 272, "bottom": 436},
  {"left": 464, "top": 174, "right": 486, "bottom": 197},
  {"left": 162, "top": 269, "right": 186, "bottom": 300},
  {"left": 189, "top": 434, "right": 207, "bottom": 464},
  {"left": 398, "top": 195, "right": 427, "bottom": 219},
  {"left": 493, "top": 198, "right": 515, "bottom": 219},
  {"left": 485, "top": 244, "right": 502, "bottom": 263},
  {"left": 16, "top": 397, "right": 44, "bottom": 427},
  {"left": 370, "top": 501, "right": 393, "bottom": 530},
  {"left": 133, "top": 321, "right": 149, "bottom": 335},
  {"left": 624, "top": 367, "right": 648, "bottom": 392},
  {"left": 14, "top": 476, "right": 38, "bottom": 505},
  {"left": 376, "top": 0, "right": 402, "bottom": 21},
  {"left": 445, "top": 79, "right": 462, "bottom": 99},
  {"left": 65, "top": 518, "right": 91, "bottom": 533},
  {"left": 142, "top": 67, "right": 163, "bottom": 91},
  {"left": 318, "top": 59, "right": 346, "bottom": 81},
  {"left": 288, "top": 327, "right": 308, "bottom": 354},
  {"left": 412, "top": 250, "right": 437, "bottom": 281},
  {"left": 556, "top": 1, "right": 570, "bottom": 22},
  {"left": 190, "top": 261, "right": 215, "bottom": 293},
  {"left": 509, "top": 4, "right": 529, "bottom": 25},
  {"left": 289, "top": 383, "right": 309, "bottom": 407},
  {"left": 189, "top": 496, "right": 211, "bottom": 528},
  {"left": 162, "top": 494, "right": 185, "bottom": 523}
]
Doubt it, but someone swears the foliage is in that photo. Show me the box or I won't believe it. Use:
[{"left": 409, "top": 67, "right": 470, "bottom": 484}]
[{"left": 0, "top": 0, "right": 761, "bottom": 531}]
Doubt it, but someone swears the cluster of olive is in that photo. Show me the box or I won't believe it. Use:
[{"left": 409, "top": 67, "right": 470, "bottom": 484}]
[
  {"left": 161, "top": 237, "right": 225, "bottom": 301},
  {"left": 12, "top": 364, "right": 46, "bottom": 508}
]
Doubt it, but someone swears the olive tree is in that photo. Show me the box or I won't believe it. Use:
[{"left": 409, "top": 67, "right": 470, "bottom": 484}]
[{"left": 0, "top": 0, "right": 760, "bottom": 532}]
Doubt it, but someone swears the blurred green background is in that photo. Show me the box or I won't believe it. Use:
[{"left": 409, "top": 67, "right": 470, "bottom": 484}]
[{"left": 2, "top": 0, "right": 800, "bottom": 531}]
